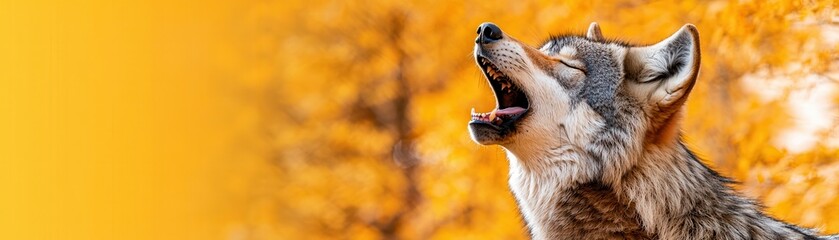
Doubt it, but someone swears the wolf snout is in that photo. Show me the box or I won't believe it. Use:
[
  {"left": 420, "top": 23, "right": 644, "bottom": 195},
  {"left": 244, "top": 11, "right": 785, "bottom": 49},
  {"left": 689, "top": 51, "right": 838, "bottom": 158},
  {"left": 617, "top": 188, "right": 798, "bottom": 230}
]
[{"left": 475, "top": 22, "right": 503, "bottom": 44}]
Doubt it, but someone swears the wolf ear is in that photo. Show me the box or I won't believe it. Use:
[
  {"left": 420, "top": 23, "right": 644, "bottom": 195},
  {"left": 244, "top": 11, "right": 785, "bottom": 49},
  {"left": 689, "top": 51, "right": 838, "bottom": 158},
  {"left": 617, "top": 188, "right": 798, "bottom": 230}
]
[
  {"left": 586, "top": 22, "right": 603, "bottom": 41},
  {"left": 625, "top": 24, "right": 700, "bottom": 113},
  {"left": 625, "top": 24, "right": 700, "bottom": 142}
]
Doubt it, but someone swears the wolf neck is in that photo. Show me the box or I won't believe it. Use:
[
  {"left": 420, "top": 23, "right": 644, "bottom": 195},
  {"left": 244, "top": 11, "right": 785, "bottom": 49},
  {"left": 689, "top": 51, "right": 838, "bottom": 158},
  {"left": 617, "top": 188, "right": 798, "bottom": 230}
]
[
  {"left": 618, "top": 142, "right": 821, "bottom": 239},
  {"left": 505, "top": 146, "right": 651, "bottom": 239},
  {"left": 506, "top": 142, "right": 823, "bottom": 239}
]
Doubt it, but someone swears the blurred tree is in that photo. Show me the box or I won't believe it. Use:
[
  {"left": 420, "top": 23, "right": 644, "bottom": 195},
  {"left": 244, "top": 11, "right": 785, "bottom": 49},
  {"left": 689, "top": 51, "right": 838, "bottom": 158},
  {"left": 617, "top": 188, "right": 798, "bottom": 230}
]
[{"left": 225, "top": 0, "right": 839, "bottom": 239}]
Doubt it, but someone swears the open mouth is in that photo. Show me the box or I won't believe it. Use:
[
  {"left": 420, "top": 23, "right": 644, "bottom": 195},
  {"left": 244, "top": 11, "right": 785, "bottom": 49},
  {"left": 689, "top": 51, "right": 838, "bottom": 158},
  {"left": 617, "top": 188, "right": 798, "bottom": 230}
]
[{"left": 471, "top": 56, "right": 530, "bottom": 128}]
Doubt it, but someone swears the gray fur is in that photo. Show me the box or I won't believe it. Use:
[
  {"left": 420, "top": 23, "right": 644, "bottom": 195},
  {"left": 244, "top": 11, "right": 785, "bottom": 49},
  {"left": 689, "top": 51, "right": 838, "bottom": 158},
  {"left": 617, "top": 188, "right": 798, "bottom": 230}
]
[{"left": 470, "top": 23, "right": 839, "bottom": 240}]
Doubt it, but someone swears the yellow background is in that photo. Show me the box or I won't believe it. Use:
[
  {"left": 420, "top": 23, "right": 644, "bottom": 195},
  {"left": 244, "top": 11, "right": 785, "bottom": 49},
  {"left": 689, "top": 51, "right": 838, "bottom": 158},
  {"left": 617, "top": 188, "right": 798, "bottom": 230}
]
[{"left": 0, "top": 1, "right": 240, "bottom": 239}]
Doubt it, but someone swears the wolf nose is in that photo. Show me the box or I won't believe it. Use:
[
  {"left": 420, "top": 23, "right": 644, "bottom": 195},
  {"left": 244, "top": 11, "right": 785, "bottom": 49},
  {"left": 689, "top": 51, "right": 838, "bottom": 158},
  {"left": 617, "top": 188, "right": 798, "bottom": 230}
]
[{"left": 476, "top": 22, "right": 503, "bottom": 44}]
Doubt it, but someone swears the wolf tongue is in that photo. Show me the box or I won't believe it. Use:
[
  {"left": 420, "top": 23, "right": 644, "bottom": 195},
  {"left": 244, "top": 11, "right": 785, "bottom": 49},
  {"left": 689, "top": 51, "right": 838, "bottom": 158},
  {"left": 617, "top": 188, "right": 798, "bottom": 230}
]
[{"left": 496, "top": 107, "right": 526, "bottom": 115}]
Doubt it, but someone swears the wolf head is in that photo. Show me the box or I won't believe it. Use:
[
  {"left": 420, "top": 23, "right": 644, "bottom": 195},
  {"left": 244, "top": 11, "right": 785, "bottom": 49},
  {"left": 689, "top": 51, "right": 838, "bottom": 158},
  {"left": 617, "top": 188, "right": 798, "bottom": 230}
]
[{"left": 469, "top": 22, "right": 700, "bottom": 182}]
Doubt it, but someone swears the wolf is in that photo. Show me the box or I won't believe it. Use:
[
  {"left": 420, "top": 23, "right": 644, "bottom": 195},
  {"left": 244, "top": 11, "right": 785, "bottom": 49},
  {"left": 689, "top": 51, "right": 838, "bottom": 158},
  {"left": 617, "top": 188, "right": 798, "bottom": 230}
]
[{"left": 467, "top": 22, "right": 839, "bottom": 240}]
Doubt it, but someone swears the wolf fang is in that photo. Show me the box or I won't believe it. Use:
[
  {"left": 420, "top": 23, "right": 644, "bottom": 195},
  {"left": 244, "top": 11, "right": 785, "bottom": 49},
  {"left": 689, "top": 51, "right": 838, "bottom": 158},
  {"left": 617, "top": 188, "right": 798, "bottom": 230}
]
[{"left": 468, "top": 22, "right": 839, "bottom": 240}]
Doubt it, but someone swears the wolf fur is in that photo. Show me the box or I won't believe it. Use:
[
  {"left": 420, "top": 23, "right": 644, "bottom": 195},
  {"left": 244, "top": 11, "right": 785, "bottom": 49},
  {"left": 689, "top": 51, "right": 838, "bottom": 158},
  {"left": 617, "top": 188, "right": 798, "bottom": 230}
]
[{"left": 469, "top": 22, "right": 839, "bottom": 240}]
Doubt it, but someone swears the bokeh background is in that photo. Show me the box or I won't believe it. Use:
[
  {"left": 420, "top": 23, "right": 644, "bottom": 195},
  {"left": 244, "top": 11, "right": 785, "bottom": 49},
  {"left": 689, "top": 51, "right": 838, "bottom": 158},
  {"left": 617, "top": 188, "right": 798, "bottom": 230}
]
[{"left": 2, "top": 0, "right": 838, "bottom": 239}]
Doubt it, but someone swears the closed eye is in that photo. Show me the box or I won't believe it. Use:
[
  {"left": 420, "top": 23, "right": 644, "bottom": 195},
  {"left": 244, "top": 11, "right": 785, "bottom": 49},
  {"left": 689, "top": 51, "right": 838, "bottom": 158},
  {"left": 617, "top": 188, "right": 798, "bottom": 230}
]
[{"left": 559, "top": 59, "right": 586, "bottom": 74}]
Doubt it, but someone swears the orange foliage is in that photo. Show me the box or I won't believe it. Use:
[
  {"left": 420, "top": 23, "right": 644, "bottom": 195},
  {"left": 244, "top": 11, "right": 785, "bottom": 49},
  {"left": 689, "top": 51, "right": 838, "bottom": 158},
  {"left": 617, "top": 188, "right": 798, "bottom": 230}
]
[{"left": 225, "top": 1, "right": 839, "bottom": 239}]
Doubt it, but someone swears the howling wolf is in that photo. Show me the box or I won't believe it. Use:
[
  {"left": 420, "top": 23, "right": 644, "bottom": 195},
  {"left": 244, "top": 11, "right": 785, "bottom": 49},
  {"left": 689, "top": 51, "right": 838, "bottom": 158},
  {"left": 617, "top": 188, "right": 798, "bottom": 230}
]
[{"left": 467, "top": 22, "right": 839, "bottom": 240}]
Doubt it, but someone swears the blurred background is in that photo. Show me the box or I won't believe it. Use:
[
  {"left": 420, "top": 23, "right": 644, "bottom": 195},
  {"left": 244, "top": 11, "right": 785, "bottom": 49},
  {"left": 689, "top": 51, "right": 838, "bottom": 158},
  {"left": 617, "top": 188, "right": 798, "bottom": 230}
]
[{"left": 1, "top": 0, "right": 838, "bottom": 239}]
